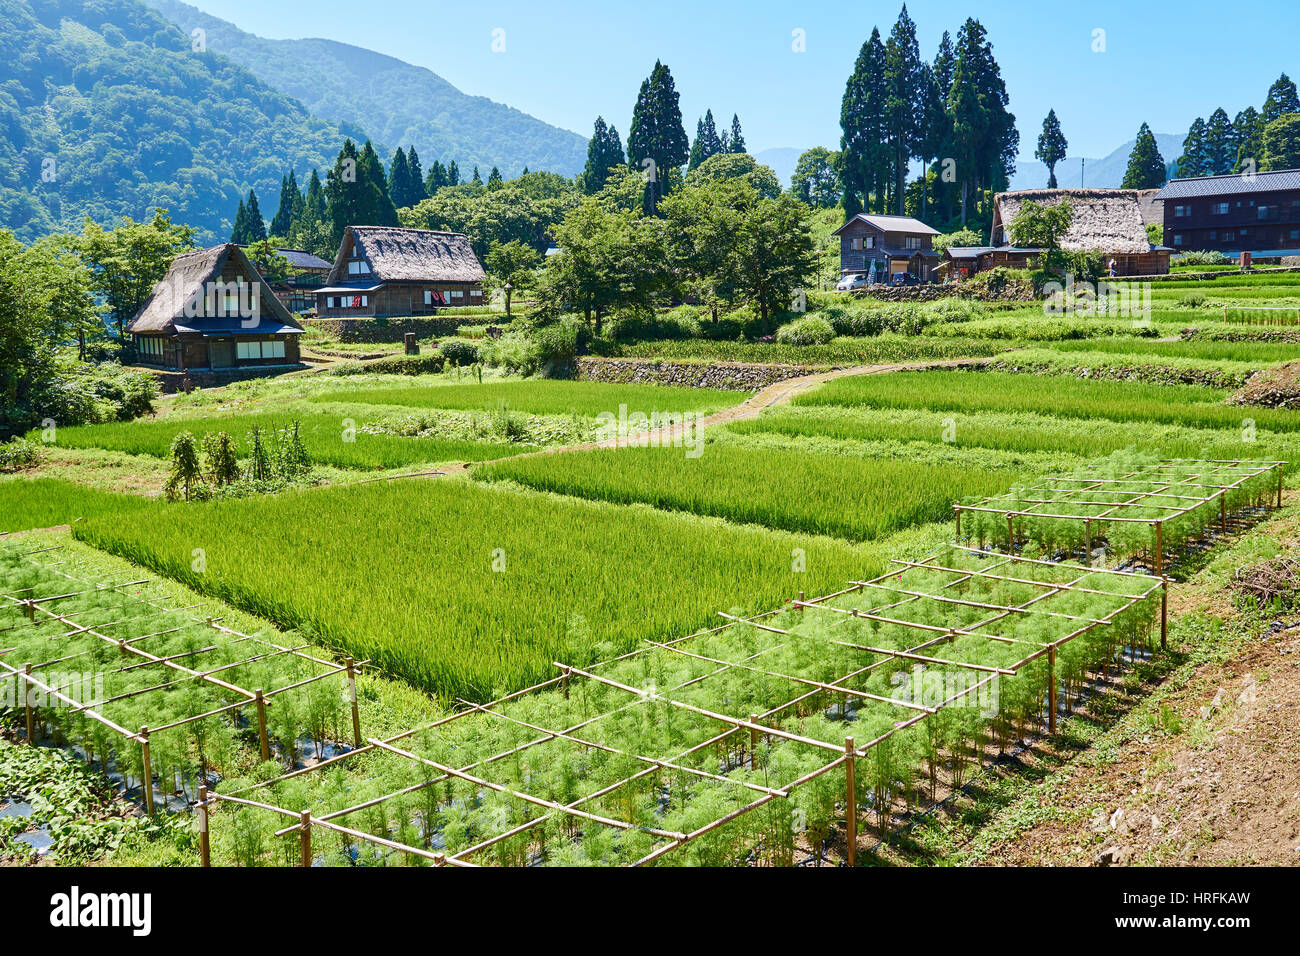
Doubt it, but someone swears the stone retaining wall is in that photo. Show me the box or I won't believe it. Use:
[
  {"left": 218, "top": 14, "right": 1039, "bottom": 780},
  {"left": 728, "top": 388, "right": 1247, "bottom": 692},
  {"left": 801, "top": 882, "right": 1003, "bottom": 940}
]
[
  {"left": 146, "top": 364, "right": 306, "bottom": 394},
  {"left": 574, "top": 357, "right": 819, "bottom": 390},
  {"left": 304, "top": 315, "right": 469, "bottom": 343}
]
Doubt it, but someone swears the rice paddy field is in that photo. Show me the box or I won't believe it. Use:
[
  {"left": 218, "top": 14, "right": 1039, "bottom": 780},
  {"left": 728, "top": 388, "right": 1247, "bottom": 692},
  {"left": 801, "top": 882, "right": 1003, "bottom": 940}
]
[
  {"left": 303, "top": 380, "right": 747, "bottom": 416},
  {"left": 36, "top": 411, "right": 527, "bottom": 470},
  {"left": 8, "top": 268, "right": 1300, "bottom": 870},
  {"left": 476, "top": 443, "right": 1015, "bottom": 541},
  {"left": 69, "top": 479, "right": 927, "bottom": 701},
  {"left": 794, "top": 369, "right": 1300, "bottom": 432}
]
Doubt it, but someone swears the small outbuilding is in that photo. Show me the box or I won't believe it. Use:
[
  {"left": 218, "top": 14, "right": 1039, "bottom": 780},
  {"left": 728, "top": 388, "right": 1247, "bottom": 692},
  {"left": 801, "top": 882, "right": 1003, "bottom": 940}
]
[
  {"left": 315, "top": 226, "right": 486, "bottom": 318},
  {"left": 127, "top": 244, "right": 304, "bottom": 372}
]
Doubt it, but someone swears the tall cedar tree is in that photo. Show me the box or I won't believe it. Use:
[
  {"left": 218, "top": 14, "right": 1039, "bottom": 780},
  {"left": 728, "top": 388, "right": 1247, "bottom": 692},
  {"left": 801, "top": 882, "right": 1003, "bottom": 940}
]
[
  {"left": 447, "top": 160, "right": 461, "bottom": 186},
  {"left": 915, "top": 62, "right": 947, "bottom": 219},
  {"left": 946, "top": 18, "right": 1016, "bottom": 225},
  {"left": 470, "top": 166, "right": 483, "bottom": 186},
  {"left": 1234, "top": 108, "right": 1265, "bottom": 171},
  {"left": 426, "top": 160, "right": 448, "bottom": 196},
  {"left": 883, "top": 5, "right": 924, "bottom": 215},
  {"left": 245, "top": 190, "right": 268, "bottom": 243},
  {"left": 1178, "top": 118, "right": 1208, "bottom": 177},
  {"left": 1264, "top": 74, "right": 1300, "bottom": 123},
  {"left": 270, "top": 171, "right": 302, "bottom": 238},
  {"left": 627, "top": 60, "right": 690, "bottom": 214},
  {"left": 1203, "top": 108, "right": 1236, "bottom": 175},
  {"left": 487, "top": 166, "right": 504, "bottom": 189},
  {"left": 840, "top": 28, "right": 889, "bottom": 217},
  {"left": 326, "top": 139, "right": 397, "bottom": 245},
  {"left": 359, "top": 141, "right": 398, "bottom": 223},
  {"left": 728, "top": 114, "right": 745, "bottom": 153},
  {"left": 1035, "top": 109, "right": 1068, "bottom": 188},
  {"left": 293, "top": 169, "right": 327, "bottom": 236},
  {"left": 1262, "top": 114, "right": 1300, "bottom": 171},
  {"left": 389, "top": 147, "right": 412, "bottom": 209},
  {"left": 929, "top": 31, "right": 956, "bottom": 220},
  {"left": 1122, "top": 123, "right": 1167, "bottom": 189},
  {"left": 230, "top": 197, "right": 249, "bottom": 243},
  {"left": 688, "top": 110, "right": 724, "bottom": 170},
  {"left": 582, "top": 117, "right": 625, "bottom": 193},
  {"left": 406, "top": 146, "right": 427, "bottom": 204}
]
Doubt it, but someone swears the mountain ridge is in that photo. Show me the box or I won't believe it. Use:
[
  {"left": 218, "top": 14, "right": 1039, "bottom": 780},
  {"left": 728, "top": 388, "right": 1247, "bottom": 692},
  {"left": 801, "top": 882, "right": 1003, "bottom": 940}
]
[{"left": 143, "top": 0, "right": 589, "bottom": 177}]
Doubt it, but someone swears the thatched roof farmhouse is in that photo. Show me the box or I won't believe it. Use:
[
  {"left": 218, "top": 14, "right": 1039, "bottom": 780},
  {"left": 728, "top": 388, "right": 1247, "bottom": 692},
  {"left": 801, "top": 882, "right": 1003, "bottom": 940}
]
[
  {"left": 942, "top": 189, "right": 1172, "bottom": 279},
  {"left": 316, "top": 226, "right": 486, "bottom": 318},
  {"left": 127, "top": 243, "right": 303, "bottom": 373}
]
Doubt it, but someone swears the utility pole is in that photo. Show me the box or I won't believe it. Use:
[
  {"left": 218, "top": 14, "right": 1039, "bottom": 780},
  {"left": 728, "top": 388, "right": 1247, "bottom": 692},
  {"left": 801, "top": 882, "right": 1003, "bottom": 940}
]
[{"left": 1081, "top": 157, "right": 1085, "bottom": 188}]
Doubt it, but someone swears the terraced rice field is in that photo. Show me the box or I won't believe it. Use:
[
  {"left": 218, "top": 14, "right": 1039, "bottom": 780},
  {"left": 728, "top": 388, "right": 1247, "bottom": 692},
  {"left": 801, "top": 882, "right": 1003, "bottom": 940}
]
[{"left": 475, "top": 443, "right": 1015, "bottom": 541}]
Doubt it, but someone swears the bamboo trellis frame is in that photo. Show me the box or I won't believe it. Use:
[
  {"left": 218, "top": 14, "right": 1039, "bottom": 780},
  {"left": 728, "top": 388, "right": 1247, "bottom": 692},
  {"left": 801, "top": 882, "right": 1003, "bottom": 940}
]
[
  {"left": 954, "top": 459, "right": 1286, "bottom": 575},
  {"left": 201, "top": 545, "right": 1164, "bottom": 868},
  {"left": 0, "top": 546, "right": 365, "bottom": 817}
]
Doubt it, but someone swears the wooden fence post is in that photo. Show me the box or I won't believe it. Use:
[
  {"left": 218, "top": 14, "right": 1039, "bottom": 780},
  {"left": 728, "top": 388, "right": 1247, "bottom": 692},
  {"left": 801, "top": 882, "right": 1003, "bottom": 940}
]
[
  {"left": 1047, "top": 646, "right": 1057, "bottom": 735},
  {"left": 749, "top": 715, "right": 759, "bottom": 770},
  {"left": 955, "top": 506, "right": 961, "bottom": 541},
  {"left": 300, "top": 810, "right": 312, "bottom": 868},
  {"left": 1153, "top": 521, "right": 1163, "bottom": 578},
  {"left": 140, "top": 727, "right": 154, "bottom": 818},
  {"left": 22, "top": 599, "right": 34, "bottom": 622},
  {"left": 22, "top": 663, "right": 34, "bottom": 742},
  {"left": 197, "top": 784, "right": 211, "bottom": 868},
  {"left": 345, "top": 658, "right": 362, "bottom": 749},
  {"left": 1160, "top": 578, "right": 1169, "bottom": 652},
  {"left": 1220, "top": 491, "right": 1227, "bottom": 533},
  {"left": 255, "top": 689, "right": 270, "bottom": 762},
  {"left": 844, "top": 737, "right": 856, "bottom": 868}
]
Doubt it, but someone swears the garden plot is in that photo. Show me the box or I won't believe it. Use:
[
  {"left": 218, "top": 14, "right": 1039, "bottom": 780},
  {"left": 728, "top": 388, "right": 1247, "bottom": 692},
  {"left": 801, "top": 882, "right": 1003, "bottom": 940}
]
[
  {"left": 0, "top": 542, "right": 364, "bottom": 816},
  {"left": 197, "top": 545, "right": 1162, "bottom": 867},
  {"left": 956, "top": 456, "right": 1286, "bottom": 573}
]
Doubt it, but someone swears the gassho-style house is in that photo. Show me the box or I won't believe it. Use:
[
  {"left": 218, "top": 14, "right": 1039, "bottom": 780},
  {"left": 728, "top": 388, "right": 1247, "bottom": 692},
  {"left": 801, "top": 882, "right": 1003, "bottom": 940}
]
[
  {"left": 127, "top": 243, "right": 303, "bottom": 372},
  {"left": 315, "top": 225, "right": 486, "bottom": 318}
]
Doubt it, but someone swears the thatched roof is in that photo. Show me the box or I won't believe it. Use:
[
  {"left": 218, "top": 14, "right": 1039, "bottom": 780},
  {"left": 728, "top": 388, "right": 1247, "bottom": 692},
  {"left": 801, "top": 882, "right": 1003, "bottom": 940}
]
[
  {"left": 1133, "top": 189, "right": 1163, "bottom": 229},
  {"left": 329, "top": 226, "right": 486, "bottom": 285},
  {"left": 993, "top": 189, "right": 1153, "bottom": 255},
  {"left": 127, "top": 244, "right": 301, "bottom": 335}
]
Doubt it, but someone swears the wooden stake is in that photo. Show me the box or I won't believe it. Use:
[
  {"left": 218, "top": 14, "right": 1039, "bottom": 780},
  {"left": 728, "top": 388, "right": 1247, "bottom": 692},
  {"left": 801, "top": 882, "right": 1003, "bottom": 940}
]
[
  {"left": 1047, "top": 646, "right": 1057, "bottom": 735},
  {"left": 140, "top": 727, "right": 154, "bottom": 818},
  {"left": 844, "top": 737, "right": 856, "bottom": 868},
  {"left": 797, "top": 591, "right": 805, "bottom": 615},
  {"left": 255, "top": 689, "right": 270, "bottom": 762},
  {"left": 22, "top": 663, "right": 34, "bottom": 742},
  {"left": 1084, "top": 520, "right": 1092, "bottom": 565},
  {"left": 345, "top": 658, "right": 362, "bottom": 748},
  {"left": 1160, "top": 578, "right": 1168, "bottom": 652},
  {"left": 1220, "top": 491, "right": 1227, "bottom": 533},
  {"left": 1007, "top": 514, "right": 1016, "bottom": 553},
  {"left": 955, "top": 506, "right": 961, "bottom": 540},
  {"left": 1154, "top": 522, "right": 1163, "bottom": 578},
  {"left": 300, "top": 810, "right": 312, "bottom": 868},
  {"left": 749, "top": 714, "right": 759, "bottom": 770},
  {"left": 22, "top": 599, "right": 33, "bottom": 622},
  {"left": 198, "top": 784, "right": 211, "bottom": 867}
]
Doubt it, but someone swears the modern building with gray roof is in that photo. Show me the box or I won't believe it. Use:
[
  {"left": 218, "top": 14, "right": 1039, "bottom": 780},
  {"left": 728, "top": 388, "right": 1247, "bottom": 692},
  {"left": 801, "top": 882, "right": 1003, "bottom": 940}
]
[{"left": 1156, "top": 168, "right": 1300, "bottom": 258}]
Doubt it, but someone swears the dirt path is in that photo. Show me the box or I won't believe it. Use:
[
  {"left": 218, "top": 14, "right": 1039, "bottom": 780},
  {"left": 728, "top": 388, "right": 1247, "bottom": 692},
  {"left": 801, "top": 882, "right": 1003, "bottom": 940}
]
[{"left": 434, "top": 355, "right": 994, "bottom": 474}]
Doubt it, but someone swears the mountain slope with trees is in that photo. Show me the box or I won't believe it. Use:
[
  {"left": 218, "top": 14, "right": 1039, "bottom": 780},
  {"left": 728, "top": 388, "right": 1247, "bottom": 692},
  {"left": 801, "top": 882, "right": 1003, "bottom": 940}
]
[
  {"left": 0, "top": 0, "right": 353, "bottom": 244},
  {"left": 144, "top": 0, "right": 589, "bottom": 177}
]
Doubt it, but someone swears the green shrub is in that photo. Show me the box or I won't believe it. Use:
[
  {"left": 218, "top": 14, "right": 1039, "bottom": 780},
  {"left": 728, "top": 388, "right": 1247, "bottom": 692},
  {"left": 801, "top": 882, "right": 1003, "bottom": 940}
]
[
  {"left": 774, "top": 316, "right": 836, "bottom": 346},
  {"left": 439, "top": 340, "right": 480, "bottom": 367},
  {"left": 609, "top": 309, "right": 699, "bottom": 341},
  {"left": 0, "top": 438, "right": 41, "bottom": 472},
  {"left": 1173, "top": 250, "right": 1231, "bottom": 266},
  {"left": 1178, "top": 291, "right": 1208, "bottom": 308},
  {"left": 326, "top": 354, "right": 447, "bottom": 376}
]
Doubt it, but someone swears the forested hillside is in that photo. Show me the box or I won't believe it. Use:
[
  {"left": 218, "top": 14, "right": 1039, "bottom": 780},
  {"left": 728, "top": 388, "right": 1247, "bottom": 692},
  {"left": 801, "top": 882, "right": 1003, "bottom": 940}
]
[
  {"left": 0, "top": 0, "right": 356, "bottom": 243},
  {"left": 145, "top": 0, "right": 590, "bottom": 177}
]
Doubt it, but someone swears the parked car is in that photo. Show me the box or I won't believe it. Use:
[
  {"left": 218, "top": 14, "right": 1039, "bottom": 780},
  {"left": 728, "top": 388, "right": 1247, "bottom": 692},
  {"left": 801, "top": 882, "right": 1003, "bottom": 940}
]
[
  {"left": 836, "top": 273, "right": 872, "bottom": 292},
  {"left": 890, "top": 272, "right": 920, "bottom": 287}
]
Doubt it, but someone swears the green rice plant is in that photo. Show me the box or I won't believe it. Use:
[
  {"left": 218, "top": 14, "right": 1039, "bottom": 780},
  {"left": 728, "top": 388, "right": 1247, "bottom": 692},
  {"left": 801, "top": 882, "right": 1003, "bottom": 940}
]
[
  {"left": 606, "top": 335, "right": 998, "bottom": 366},
  {"left": 72, "top": 480, "right": 890, "bottom": 700},
  {"left": 729, "top": 404, "right": 1300, "bottom": 464},
  {"left": 475, "top": 443, "right": 1015, "bottom": 541},
  {"left": 305, "top": 381, "right": 746, "bottom": 417},
  {"left": 794, "top": 370, "right": 1300, "bottom": 433},
  {"left": 0, "top": 478, "right": 148, "bottom": 533},
  {"left": 34, "top": 412, "right": 525, "bottom": 471}
]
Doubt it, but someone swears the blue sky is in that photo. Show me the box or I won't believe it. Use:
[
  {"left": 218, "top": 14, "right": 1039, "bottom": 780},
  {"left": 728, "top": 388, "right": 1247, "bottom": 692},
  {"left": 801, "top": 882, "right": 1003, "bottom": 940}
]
[{"left": 188, "top": 0, "right": 1299, "bottom": 160}]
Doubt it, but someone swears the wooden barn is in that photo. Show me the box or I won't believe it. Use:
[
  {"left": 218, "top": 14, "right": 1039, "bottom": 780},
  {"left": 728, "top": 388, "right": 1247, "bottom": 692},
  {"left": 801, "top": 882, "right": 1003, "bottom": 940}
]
[
  {"left": 127, "top": 244, "right": 303, "bottom": 372},
  {"left": 315, "top": 226, "right": 486, "bottom": 318},
  {"left": 990, "top": 189, "right": 1171, "bottom": 276}
]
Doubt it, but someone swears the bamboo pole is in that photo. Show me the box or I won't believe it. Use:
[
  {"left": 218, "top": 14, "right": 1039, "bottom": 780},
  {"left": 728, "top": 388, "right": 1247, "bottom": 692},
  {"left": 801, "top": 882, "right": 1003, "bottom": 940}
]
[
  {"left": 844, "top": 737, "right": 856, "bottom": 868},
  {"left": 749, "top": 714, "right": 759, "bottom": 770},
  {"left": 1221, "top": 491, "right": 1227, "bottom": 533},
  {"left": 346, "top": 657, "right": 362, "bottom": 748},
  {"left": 1160, "top": 579, "right": 1168, "bottom": 652},
  {"left": 1154, "top": 521, "right": 1164, "bottom": 578},
  {"left": 197, "top": 785, "right": 211, "bottom": 867}
]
